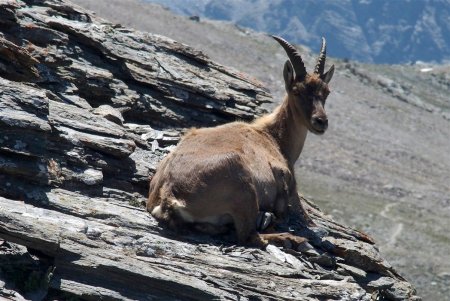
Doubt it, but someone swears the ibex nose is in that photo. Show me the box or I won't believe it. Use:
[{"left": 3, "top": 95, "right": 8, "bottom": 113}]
[{"left": 313, "top": 116, "right": 328, "bottom": 129}]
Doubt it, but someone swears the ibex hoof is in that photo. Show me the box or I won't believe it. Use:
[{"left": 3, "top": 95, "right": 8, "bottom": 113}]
[
  {"left": 256, "top": 211, "right": 275, "bottom": 231},
  {"left": 296, "top": 241, "right": 317, "bottom": 254}
]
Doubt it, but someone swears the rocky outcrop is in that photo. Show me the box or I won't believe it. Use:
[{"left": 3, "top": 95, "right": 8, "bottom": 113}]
[{"left": 0, "top": 1, "right": 419, "bottom": 300}]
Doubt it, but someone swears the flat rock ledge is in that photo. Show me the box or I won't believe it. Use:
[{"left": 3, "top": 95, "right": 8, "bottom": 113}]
[{"left": 0, "top": 1, "right": 419, "bottom": 300}]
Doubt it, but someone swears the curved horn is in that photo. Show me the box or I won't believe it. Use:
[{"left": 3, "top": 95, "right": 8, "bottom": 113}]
[
  {"left": 272, "top": 35, "right": 307, "bottom": 80},
  {"left": 314, "top": 37, "right": 327, "bottom": 75}
]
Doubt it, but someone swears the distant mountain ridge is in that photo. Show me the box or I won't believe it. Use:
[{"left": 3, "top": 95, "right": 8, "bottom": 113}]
[{"left": 145, "top": 0, "right": 450, "bottom": 64}]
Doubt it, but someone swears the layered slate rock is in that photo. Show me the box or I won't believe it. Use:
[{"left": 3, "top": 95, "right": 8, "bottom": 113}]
[{"left": 0, "top": 1, "right": 419, "bottom": 300}]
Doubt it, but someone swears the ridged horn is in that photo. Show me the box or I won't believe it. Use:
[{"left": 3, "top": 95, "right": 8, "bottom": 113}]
[
  {"left": 272, "top": 35, "right": 307, "bottom": 80},
  {"left": 314, "top": 37, "right": 327, "bottom": 75}
]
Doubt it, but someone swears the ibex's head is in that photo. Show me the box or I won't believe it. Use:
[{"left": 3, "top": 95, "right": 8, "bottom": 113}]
[{"left": 273, "top": 36, "right": 334, "bottom": 135}]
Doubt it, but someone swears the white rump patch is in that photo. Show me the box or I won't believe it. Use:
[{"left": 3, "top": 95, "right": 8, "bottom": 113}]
[{"left": 151, "top": 205, "right": 163, "bottom": 219}]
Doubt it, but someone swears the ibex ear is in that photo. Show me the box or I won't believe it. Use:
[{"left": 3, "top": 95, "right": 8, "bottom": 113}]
[
  {"left": 322, "top": 64, "right": 335, "bottom": 84},
  {"left": 283, "top": 60, "right": 294, "bottom": 91}
]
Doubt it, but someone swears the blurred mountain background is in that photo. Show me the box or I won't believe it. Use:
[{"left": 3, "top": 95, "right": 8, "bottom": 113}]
[
  {"left": 71, "top": 0, "right": 450, "bottom": 300},
  {"left": 146, "top": 0, "right": 450, "bottom": 64}
]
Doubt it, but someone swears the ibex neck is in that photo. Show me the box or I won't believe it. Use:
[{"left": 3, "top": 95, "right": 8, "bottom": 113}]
[{"left": 254, "top": 95, "right": 308, "bottom": 166}]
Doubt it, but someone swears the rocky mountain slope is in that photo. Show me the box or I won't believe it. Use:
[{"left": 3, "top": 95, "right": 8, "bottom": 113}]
[
  {"left": 0, "top": 0, "right": 422, "bottom": 300},
  {"left": 146, "top": 0, "right": 450, "bottom": 64},
  {"left": 70, "top": 1, "right": 450, "bottom": 300}
]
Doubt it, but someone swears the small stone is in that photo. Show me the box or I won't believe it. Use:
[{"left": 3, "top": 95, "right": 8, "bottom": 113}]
[
  {"left": 80, "top": 168, "right": 103, "bottom": 185},
  {"left": 367, "top": 276, "right": 395, "bottom": 290},
  {"left": 309, "top": 226, "right": 329, "bottom": 238},
  {"left": 266, "top": 244, "right": 304, "bottom": 270},
  {"left": 285, "top": 253, "right": 304, "bottom": 270},
  {"left": 337, "top": 263, "right": 367, "bottom": 278},
  {"left": 266, "top": 244, "right": 287, "bottom": 263},
  {"left": 93, "top": 105, "right": 124, "bottom": 125},
  {"left": 310, "top": 254, "right": 335, "bottom": 268},
  {"left": 86, "top": 227, "right": 102, "bottom": 238},
  {"left": 136, "top": 245, "right": 156, "bottom": 257},
  {"left": 297, "top": 241, "right": 317, "bottom": 254},
  {"left": 142, "top": 130, "right": 164, "bottom": 141},
  {"left": 189, "top": 15, "right": 200, "bottom": 22},
  {"left": 385, "top": 281, "right": 417, "bottom": 300}
]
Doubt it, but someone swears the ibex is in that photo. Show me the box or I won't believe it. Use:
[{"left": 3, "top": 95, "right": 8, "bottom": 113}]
[{"left": 147, "top": 36, "right": 334, "bottom": 248}]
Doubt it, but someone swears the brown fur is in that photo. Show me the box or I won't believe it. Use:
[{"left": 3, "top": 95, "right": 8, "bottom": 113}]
[{"left": 148, "top": 49, "right": 333, "bottom": 248}]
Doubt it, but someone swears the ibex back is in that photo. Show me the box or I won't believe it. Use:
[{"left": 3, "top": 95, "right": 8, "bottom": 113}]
[{"left": 147, "top": 36, "right": 334, "bottom": 248}]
